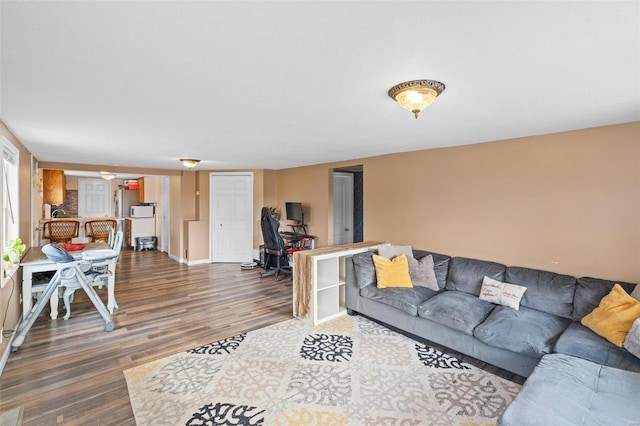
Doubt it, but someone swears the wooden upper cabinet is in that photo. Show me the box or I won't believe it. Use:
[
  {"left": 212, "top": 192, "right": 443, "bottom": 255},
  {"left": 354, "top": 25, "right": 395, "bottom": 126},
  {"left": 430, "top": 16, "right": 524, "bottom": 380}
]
[
  {"left": 43, "top": 169, "right": 66, "bottom": 205},
  {"left": 137, "top": 178, "right": 145, "bottom": 203},
  {"left": 137, "top": 176, "right": 158, "bottom": 203}
]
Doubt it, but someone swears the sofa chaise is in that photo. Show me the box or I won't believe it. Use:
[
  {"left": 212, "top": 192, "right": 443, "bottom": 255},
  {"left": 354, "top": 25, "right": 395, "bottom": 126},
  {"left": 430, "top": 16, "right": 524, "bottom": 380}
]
[{"left": 345, "top": 248, "right": 640, "bottom": 423}]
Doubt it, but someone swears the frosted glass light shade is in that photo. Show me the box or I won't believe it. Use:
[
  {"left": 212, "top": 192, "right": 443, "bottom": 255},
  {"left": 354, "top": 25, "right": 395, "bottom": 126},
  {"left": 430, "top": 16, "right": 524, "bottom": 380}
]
[
  {"left": 180, "top": 159, "right": 200, "bottom": 168},
  {"left": 388, "top": 79, "right": 445, "bottom": 118}
]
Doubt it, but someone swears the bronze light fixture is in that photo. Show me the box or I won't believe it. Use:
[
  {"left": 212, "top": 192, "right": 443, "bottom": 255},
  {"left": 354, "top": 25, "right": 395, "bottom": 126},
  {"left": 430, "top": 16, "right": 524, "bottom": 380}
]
[
  {"left": 388, "top": 79, "right": 446, "bottom": 118},
  {"left": 180, "top": 159, "right": 200, "bottom": 169}
]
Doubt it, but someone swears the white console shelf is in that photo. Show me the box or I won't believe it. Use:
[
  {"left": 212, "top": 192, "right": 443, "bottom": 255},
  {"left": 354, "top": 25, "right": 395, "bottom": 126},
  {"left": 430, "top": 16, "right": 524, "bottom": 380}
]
[{"left": 293, "top": 242, "right": 385, "bottom": 325}]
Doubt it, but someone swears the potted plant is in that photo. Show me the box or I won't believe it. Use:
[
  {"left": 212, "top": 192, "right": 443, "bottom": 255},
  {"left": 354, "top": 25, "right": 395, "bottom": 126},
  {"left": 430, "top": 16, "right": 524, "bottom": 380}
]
[
  {"left": 3, "top": 237, "right": 26, "bottom": 270},
  {"left": 268, "top": 207, "right": 280, "bottom": 220}
]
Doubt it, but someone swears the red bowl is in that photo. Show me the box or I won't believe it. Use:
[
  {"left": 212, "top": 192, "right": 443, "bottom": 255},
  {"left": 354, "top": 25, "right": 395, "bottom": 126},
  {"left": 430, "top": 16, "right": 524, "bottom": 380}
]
[{"left": 59, "top": 243, "right": 87, "bottom": 252}]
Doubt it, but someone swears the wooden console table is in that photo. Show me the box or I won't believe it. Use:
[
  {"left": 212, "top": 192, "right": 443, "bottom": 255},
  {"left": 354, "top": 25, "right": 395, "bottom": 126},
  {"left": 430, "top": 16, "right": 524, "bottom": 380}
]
[{"left": 293, "top": 241, "right": 386, "bottom": 324}]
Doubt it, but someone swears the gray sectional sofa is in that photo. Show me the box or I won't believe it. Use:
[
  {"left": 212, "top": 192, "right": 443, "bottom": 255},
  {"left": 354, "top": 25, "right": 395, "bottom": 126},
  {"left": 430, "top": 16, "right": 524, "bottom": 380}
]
[{"left": 345, "top": 249, "right": 640, "bottom": 423}]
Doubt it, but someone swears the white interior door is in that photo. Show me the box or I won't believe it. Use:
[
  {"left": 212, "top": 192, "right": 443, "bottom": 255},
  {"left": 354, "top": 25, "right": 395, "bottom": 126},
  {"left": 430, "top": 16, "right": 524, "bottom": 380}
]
[
  {"left": 333, "top": 172, "right": 354, "bottom": 245},
  {"left": 210, "top": 173, "right": 253, "bottom": 262},
  {"left": 78, "top": 178, "right": 111, "bottom": 217}
]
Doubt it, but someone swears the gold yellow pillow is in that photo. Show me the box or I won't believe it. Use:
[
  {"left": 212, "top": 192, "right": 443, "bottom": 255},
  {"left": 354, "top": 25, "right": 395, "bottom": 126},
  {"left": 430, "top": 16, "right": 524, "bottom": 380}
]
[
  {"left": 581, "top": 284, "right": 640, "bottom": 347},
  {"left": 372, "top": 254, "right": 413, "bottom": 288}
]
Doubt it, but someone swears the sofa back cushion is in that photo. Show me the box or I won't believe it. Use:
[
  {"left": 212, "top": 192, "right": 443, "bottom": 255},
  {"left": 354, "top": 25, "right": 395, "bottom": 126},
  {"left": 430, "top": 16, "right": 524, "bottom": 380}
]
[
  {"left": 445, "top": 257, "right": 506, "bottom": 296},
  {"left": 505, "top": 267, "right": 576, "bottom": 318},
  {"left": 352, "top": 251, "right": 377, "bottom": 289},
  {"left": 572, "top": 277, "right": 637, "bottom": 321},
  {"left": 412, "top": 250, "right": 451, "bottom": 290}
]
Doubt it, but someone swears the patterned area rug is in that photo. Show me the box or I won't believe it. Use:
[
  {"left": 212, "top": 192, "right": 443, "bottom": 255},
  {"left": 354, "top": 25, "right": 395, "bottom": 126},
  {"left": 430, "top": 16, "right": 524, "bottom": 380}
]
[{"left": 124, "top": 316, "right": 521, "bottom": 425}]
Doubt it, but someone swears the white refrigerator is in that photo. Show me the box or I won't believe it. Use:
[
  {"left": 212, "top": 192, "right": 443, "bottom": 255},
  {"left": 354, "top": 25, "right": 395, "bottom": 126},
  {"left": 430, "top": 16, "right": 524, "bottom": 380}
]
[{"left": 114, "top": 189, "right": 138, "bottom": 218}]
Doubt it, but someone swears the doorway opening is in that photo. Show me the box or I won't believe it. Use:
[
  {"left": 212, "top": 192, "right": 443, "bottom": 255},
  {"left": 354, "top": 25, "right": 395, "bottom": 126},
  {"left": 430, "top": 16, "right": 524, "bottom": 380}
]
[{"left": 333, "top": 165, "right": 363, "bottom": 245}]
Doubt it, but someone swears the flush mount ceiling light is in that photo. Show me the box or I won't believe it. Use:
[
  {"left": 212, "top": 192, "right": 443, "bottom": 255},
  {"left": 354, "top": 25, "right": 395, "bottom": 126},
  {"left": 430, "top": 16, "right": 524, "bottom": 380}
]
[
  {"left": 388, "top": 79, "right": 446, "bottom": 119},
  {"left": 180, "top": 158, "right": 200, "bottom": 169},
  {"left": 101, "top": 173, "right": 115, "bottom": 180}
]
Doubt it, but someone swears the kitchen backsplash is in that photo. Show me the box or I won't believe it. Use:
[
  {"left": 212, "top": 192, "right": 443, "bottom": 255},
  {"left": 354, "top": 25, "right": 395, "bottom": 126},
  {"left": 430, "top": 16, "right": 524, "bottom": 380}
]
[{"left": 56, "top": 190, "right": 78, "bottom": 216}]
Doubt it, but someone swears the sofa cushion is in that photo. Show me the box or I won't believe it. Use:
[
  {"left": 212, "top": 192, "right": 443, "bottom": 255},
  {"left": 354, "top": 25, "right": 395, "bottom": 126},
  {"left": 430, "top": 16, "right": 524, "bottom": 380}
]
[
  {"left": 412, "top": 250, "right": 451, "bottom": 290},
  {"left": 554, "top": 321, "right": 640, "bottom": 372},
  {"left": 372, "top": 254, "right": 412, "bottom": 288},
  {"left": 572, "top": 277, "right": 637, "bottom": 320},
  {"left": 505, "top": 266, "right": 576, "bottom": 318},
  {"left": 360, "top": 285, "right": 436, "bottom": 316},
  {"left": 418, "top": 291, "right": 496, "bottom": 335},
  {"left": 377, "top": 247, "right": 439, "bottom": 291},
  {"left": 632, "top": 283, "right": 640, "bottom": 300},
  {"left": 474, "top": 306, "right": 571, "bottom": 358},
  {"left": 479, "top": 276, "right": 527, "bottom": 310},
  {"left": 581, "top": 284, "right": 640, "bottom": 347},
  {"left": 624, "top": 318, "right": 640, "bottom": 359},
  {"left": 352, "top": 251, "right": 377, "bottom": 289},
  {"left": 445, "top": 257, "right": 506, "bottom": 296},
  {"left": 378, "top": 245, "right": 413, "bottom": 259},
  {"left": 407, "top": 255, "right": 439, "bottom": 291},
  {"left": 497, "top": 353, "right": 640, "bottom": 426}
]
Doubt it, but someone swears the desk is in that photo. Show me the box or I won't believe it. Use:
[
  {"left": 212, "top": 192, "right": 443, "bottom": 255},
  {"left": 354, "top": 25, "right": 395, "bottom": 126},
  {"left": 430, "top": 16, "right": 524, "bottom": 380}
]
[
  {"left": 281, "top": 233, "right": 315, "bottom": 250},
  {"left": 20, "top": 242, "right": 116, "bottom": 319}
]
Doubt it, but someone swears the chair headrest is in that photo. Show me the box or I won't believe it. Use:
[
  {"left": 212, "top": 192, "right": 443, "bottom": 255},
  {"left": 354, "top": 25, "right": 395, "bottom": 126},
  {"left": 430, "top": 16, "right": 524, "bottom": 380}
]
[{"left": 42, "top": 244, "right": 75, "bottom": 263}]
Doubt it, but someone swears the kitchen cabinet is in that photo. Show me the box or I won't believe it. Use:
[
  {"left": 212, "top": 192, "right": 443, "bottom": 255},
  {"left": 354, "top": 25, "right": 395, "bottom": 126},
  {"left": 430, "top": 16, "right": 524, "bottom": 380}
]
[
  {"left": 125, "top": 217, "right": 156, "bottom": 247},
  {"left": 137, "top": 176, "right": 159, "bottom": 203},
  {"left": 43, "top": 169, "right": 66, "bottom": 205}
]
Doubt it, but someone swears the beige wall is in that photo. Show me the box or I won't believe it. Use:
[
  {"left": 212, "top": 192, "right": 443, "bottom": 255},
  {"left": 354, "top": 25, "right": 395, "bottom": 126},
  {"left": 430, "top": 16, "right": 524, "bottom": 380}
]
[
  {"left": 275, "top": 122, "right": 640, "bottom": 283},
  {"left": 1, "top": 119, "right": 637, "bottom": 363},
  {"left": 182, "top": 169, "right": 276, "bottom": 261},
  {"left": 0, "top": 121, "right": 34, "bottom": 359}
]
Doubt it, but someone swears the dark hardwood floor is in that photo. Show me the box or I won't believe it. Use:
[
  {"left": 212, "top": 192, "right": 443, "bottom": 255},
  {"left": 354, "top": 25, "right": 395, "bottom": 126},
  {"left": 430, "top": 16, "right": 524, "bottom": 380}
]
[
  {"left": 0, "top": 249, "right": 294, "bottom": 425},
  {"left": 0, "top": 248, "right": 524, "bottom": 425}
]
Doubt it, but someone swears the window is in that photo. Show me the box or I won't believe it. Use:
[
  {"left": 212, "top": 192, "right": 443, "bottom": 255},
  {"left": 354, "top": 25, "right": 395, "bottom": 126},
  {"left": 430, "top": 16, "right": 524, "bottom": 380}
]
[{"left": 2, "top": 136, "right": 20, "bottom": 285}]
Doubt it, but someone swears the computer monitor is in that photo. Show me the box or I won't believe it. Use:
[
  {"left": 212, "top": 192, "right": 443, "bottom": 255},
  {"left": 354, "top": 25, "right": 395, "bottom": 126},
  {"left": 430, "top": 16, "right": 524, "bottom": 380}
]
[{"left": 285, "top": 202, "right": 304, "bottom": 223}]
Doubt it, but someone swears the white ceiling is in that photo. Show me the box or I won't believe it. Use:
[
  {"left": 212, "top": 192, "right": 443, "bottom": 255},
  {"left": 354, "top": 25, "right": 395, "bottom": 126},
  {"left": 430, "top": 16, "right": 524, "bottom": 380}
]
[{"left": 1, "top": 1, "right": 639, "bottom": 171}]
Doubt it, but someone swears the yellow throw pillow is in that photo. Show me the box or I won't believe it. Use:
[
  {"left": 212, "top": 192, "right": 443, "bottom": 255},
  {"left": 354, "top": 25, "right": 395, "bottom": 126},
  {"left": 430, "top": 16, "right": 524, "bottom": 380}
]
[
  {"left": 581, "top": 284, "right": 640, "bottom": 347},
  {"left": 372, "top": 254, "right": 413, "bottom": 288}
]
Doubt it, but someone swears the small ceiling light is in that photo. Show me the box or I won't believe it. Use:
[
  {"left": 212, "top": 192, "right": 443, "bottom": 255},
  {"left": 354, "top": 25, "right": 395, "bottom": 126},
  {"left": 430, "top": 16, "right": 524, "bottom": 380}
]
[
  {"left": 388, "top": 79, "right": 445, "bottom": 118},
  {"left": 180, "top": 159, "right": 200, "bottom": 169},
  {"left": 101, "top": 173, "right": 115, "bottom": 180}
]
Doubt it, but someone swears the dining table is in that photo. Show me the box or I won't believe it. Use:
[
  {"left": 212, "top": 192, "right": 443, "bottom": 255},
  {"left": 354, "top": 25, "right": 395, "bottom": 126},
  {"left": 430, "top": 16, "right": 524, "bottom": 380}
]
[{"left": 20, "top": 242, "right": 117, "bottom": 319}]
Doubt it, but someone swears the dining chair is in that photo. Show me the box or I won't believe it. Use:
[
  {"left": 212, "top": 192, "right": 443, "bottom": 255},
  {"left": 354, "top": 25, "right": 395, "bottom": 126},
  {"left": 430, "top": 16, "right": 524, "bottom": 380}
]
[
  {"left": 42, "top": 220, "right": 80, "bottom": 243},
  {"left": 85, "top": 219, "right": 117, "bottom": 242},
  {"left": 107, "top": 227, "right": 115, "bottom": 248},
  {"left": 62, "top": 230, "right": 124, "bottom": 320}
]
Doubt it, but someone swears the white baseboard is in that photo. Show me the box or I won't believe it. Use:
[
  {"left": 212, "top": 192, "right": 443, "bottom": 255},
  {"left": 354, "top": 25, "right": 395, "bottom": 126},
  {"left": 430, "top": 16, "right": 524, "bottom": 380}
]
[
  {"left": 167, "top": 253, "right": 210, "bottom": 266},
  {"left": 186, "top": 259, "right": 210, "bottom": 266},
  {"left": 167, "top": 253, "right": 184, "bottom": 264}
]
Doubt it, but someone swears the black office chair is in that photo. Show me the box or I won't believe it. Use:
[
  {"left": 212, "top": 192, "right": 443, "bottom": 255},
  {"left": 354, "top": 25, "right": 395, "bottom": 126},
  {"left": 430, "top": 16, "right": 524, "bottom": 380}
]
[{"left": 259, "top": 207, "right": 292, "bottom": 281}]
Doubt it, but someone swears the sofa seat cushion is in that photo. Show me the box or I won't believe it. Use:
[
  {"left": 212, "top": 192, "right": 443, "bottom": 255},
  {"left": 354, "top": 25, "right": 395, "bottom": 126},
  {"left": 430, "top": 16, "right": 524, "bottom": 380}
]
[
  {"left": 474, "top": 306, "right": 571, "bottom": 358},
  {"left": 418, "top": 291, "right": 496, "bottom": 335},
  {"left": 554, "top": 321, "right": 640, "bottom": 372},
  {"left": 360, "top": 285, "right": 436, "bottom": 316},
  {"left": 498, "top": 353, "right": 640, "bottom": 426}
]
